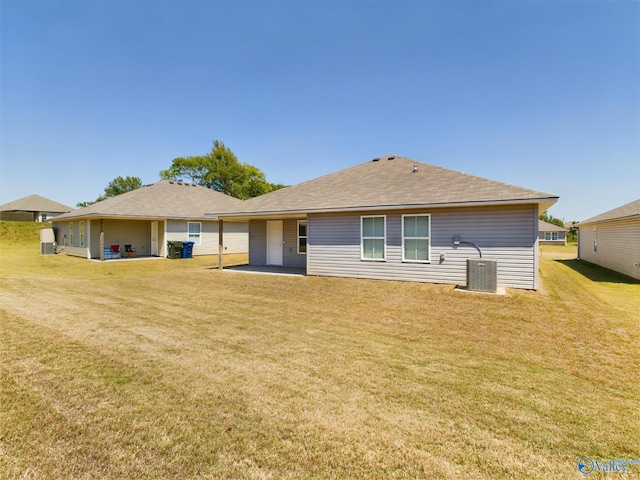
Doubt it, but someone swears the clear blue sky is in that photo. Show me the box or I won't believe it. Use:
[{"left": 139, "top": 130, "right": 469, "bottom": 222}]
[{"left": 1, "top": 0, "right": 638, "bottom": 221}]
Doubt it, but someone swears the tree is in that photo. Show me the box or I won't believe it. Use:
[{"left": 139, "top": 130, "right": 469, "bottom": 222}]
[
  {"left": 539, "top": 211, "right": 565, "bottom": 228},
  {"left": 567, "top": 220, "right": 579, "bottom": 243},
  {"left": 158, "top": 156, "right": 211, "bottom": 186},
  {"left": 160, "top": 140, "right": 284, "bottom": 200},
  {"left": 99, "top": 176, "right": 143, "bottom": 200},
  {"left": 76, "top": 176, "right": 143, "bottom": 207}
]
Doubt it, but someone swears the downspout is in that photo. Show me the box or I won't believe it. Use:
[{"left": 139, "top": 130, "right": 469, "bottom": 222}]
[
  {"left": 218, "top": 219, "right": 224, "bottom": 270},
  {"left": 533, "top": 204, "right": 539, "bottom": 290},
  {"left": 99, "top": 219, "right": 104, "bottom": 262},
  {"left": 86, "top": 219, "right": 91, "bottom": 259}
]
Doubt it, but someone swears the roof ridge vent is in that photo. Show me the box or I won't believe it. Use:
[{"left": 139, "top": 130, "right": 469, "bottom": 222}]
[
  {"left": 372, "top": 158, "right": 380, "bottom": 162},
  {"left": 388, "top": 155, "right": 395, "bottom": 160}
]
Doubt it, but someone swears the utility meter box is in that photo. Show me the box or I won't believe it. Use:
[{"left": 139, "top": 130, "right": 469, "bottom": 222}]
[{"left": 466, "top": 259, "right": 497, "bottom": 293}]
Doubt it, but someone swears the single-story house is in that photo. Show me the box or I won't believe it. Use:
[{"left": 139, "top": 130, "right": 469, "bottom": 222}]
[
  {"left": 0, "top": 194, "right": 74, "bottom": 222},
  {"left": 538, "top": 220, "right": 568, "bottom": 245},
  {"left": 51, "top": 181, "right": 248, "bottom": 260},
  {"left": 216, "top": 155, "right": 558, "bottom": 290},
  {"left": 577, "top": 199, "right": 640, "bottom": 280}
]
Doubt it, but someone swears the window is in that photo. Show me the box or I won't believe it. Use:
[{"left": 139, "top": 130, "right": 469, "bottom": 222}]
[
  {"left": 403, "top": 215, "right": 430, "bottom": 262},
  {"left": 297, "top": 220, "right": 307, "bottom": 254},
  {"left": 544, "top": 232, "right": 558, "bottom": 241},
  {"left": 79, "top": 221, "right": 85, "bottom": 246},
  {"left": 361, "top": 216, "right": 385, "bottom": 260},
  {"left": 188, "top": 222, "right": 201, "bottom": 245},
  {"left": 69, "top": 222, "right": 74, "bottom": 246}
]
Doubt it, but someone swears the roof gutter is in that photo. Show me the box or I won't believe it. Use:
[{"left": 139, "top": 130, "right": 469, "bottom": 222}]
[
  {"left": 213, "top": 197, "right": 559, "bottom": 220},
  {"left": 51, "top": 214, "right": 222, "bottom": 222},
  {"left": 578, "top": 213, "right": 640, "bottom": 226}
]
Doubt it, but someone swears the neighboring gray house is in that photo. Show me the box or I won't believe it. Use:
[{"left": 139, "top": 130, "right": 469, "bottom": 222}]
[
  {"left": 0, "top": 194, "right": 74, "bottom": 222},
  {"left": 52, "top": 181, "right": 248, "bottom": 260},
  {"left": 217, "top": 155, "right": 558, "bottom": 290},
  {"left": 578, "top": 199, "right": 640, "bottom": 280},
  {"left": 538, "top": 220, "right": 568, "bottom": 245}
]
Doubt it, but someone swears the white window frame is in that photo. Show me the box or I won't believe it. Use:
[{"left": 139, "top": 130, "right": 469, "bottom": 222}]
[
  {"left": 188, "top": 222, "right": 201, "bottom": 246},
  {"left": 69, "top": 222, "right": 75, "bottom": 246},
  {"left": 361, "top": 215, "right": 386, "bottom": 261},
  {"left": 402, "top": 214, "right": 431, "bottom": 263},
  {"left": 297, "top": 220, "right": 307, "bottom": 254},
  {"left": 544, "top": 232, "right": 558, "bottom": 241},
  {"left": 79, "top": 221, "right": 85, "bottom": 246}
]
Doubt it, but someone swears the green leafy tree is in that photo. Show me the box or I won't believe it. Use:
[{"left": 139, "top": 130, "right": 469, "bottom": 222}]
[
  {"left": 76, "top": 176, "right": 143, "bottom": 207},
  {"left": 539, "top": 211, "right": 565, "bottom": 228},
  {"left": 160, "top": 140, "right": 284, "bottom": 199},
  {"left": 159, "top": 156, "right": 211, "bottom": 185},
  {"left": 567, "top": 220, "right": 579, "bottom": 243},
  {"left": 99, "top": 176, "right": 143, "bottom": 200}
]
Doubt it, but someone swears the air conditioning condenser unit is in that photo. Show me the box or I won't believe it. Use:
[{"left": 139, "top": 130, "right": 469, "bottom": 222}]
[{"left": 466, "top": 259, "right": 497, "bottom": 293}]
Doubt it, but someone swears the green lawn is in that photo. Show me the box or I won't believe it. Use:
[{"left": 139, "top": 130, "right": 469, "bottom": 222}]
[{"left": 1, "top": 222, "right": 639, "bottom": 479}]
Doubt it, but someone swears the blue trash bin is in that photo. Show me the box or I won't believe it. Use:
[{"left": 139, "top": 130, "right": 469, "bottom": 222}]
[{"left": 181, "top": 241, "right": 194, "bottom": 258}]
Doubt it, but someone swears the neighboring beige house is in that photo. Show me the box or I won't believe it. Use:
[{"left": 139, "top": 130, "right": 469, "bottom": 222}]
[
  {"left": 0, "top": 194, "right": 73, "bottom": 222},
  {"left": 538, "top": 220, "right": 568, "bottom": 245},
  {"left": 217, "top": 155, "right": 558, "bottom": 290},
  {"left": 578, "top": 199, "right": 640, "bottom": 280},
  {"left": 51, "top": 181, "right": 248, "bottom": 260}
]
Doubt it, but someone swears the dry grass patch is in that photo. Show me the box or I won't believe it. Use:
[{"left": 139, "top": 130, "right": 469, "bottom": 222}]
[
  {"left": 1, "top": 222, "right": 639, "bottom": 478},
  {"left": 539, "top": 243, "right": 577, "bottom": 258}
]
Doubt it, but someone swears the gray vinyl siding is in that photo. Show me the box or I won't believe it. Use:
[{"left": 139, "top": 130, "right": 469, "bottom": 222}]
[
  {"left": 54, "top": 220, "right": 90, "bottom": 258},
  {"left": 249, "top": 220, "right": 267, "bottom": 265},
  {"left": 54, "top": 221, "right": 70, "bottom": 248},
  {"left": 248, "top": 219, "right": 306, "bottom": 268},
  {"left": 578, "top": 218, "right": 640, "bottom": 280},
  {"left": 307, "top": 205, "right": 539, "bottom": 289},
  {"left": 221, "top": 222, "right": 249, "bottom": 255},
  {"left": 167, "top": 220, "right": 247, "bottom": 256},
  {"left": 283, "top": 219, "right": 307, "bottom": 268}
]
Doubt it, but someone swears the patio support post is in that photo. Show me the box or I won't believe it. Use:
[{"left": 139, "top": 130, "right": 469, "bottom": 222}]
[
  {"left": 218, "top": 219, "right": 224, "bottom": 270},
  {"left": 99, "top": 219, "right": 104, "bottom": 261}
]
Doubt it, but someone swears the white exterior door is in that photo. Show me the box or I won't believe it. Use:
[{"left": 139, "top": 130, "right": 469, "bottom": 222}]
[
  {"left": 267, "top": 220, "right": 283, "bottom": 266},
  {"left": 150, "top": 221, "right": 158, "bottom": 256}
]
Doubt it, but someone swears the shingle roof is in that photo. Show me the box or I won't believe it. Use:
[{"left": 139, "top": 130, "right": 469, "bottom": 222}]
[
  {"left": 52, "top": 181, "right": 244, "bottom": 221},
  {"left": 218, "top": 155, "right": 558, "bottom": 217},
  {"left": 539, "top": 220, "right": 568, "bottom": 232},
  {"left": 580, "top": 199, "right": 640, "bottom": 225},
  {"left": 0, "top": 194, "right": 74, "bottom": 213}
]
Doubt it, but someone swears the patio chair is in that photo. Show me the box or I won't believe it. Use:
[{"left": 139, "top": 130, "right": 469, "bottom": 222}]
[
  {"left": 110, "top": 245, "right": 121, "bottom": 259},
  {"left": 124, "top": 244, "right": 136, "bottom": 258}
]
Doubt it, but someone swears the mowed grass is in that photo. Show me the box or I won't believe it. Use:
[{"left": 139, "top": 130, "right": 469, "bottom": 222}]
[
  {"left": 1, "top": 222, "right": 639, "bottom": 479},
  {"left": 540, "top": 242, "right": 577, "bottom": 258}
]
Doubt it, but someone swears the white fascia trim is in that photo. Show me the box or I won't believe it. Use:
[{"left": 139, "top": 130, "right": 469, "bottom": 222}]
[{"left": 217, "top": 197, "right": 559, "bottom": 220}]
